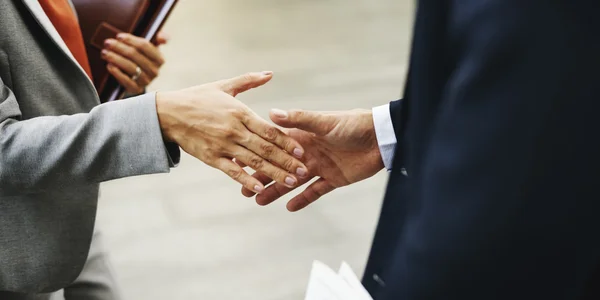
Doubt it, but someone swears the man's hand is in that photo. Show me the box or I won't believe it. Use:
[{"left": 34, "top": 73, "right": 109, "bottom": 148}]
[
  {"left": 156, "top": 72, "right": 308, "bottom": 194},
  {"left": 241, "top": 108, "right": 385, "bottom": 211},
  {"left": 102, "top": 31, "right": 168, "bottom": 94}
]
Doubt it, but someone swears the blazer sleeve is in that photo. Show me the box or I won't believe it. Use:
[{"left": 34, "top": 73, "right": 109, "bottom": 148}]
[
  {"left": 0, "top": 76, "right": 175, "bottom": 195},
  {"left": 389, "top": 99, "right": 402, "bottom": 138},
  {"left": 389, "top": 2, "right": 600, "bottom": 299}
]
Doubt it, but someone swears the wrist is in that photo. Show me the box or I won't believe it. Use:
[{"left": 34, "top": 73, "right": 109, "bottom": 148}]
[
  {"left": 364, "top": 111, "right": 385, "bottom": 170},
  {"left": 155, "top": 91, "right": 179, "bottom": 142}
]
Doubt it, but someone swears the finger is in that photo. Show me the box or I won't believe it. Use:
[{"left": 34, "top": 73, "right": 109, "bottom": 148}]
[
  {"left": 105, "top": 38, "right": 159, "bottom": 78},
  {"left": 241, "top": 172, "right": 273, "bottom": 198},
  {"left": 234, "top": 158, "right": 247, "bottom": 168},
  {"left": 286, "top": 178, "right": 336, "bottom": 212},
  {"left": 155, "top": 31, "right": 170, "bottom": 45},
  {"left": 242, "top": 133, "right": 308, "bottom": 178},
  {"left": 243, "top": 116, "right": 305, "bottom": 159},
  {"left": 106, "top": 64, "right": 143, "bottom": 94},
  {"left": 101, "top": 50, "right": 151, "bottom": 86},
  {"left": 255, "top": 182, "right": 293, "bottom": 205},
  {"left": 231, "top": 146, "right": 299, "bottom": 189},
  {"left": 116, "top": 33, "right": 165, "bottom": 65},
  {"left": 219, "top": 71, "right": 273, "bottom": 97},
  {"left": 215, "top": 158, "right": 264, "bottom": 194},
  {"left": 253, "top": 174, "right": 314, "bottom": 204},
  {"left": 269, "top": 109, "right": 334, "bottom": 136}
]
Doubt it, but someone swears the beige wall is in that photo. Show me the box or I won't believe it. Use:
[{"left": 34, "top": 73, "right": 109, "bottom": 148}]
[{"left": 96, "top": 1, "right": 414, "bottom": 299}]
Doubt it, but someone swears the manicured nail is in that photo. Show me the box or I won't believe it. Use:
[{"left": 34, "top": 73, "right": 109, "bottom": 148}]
[
  {"left": 285, "top": 176, "right": 297, "bottom": 186},
  {"left": 271, "top": 109, "right": 288, "bottom": 119},
  {"left": 262, "top": 71, "right": 273, "bottom": 76},
  {"left": 101, "top": 49, "right": 109, "bottom": 56},
  {"left": 253, "top": 185, "right": 263, "bottom": 193},
  {"left": 104, "top": 39, "right": 114, "bottom": 47},
  {"left": 293, "top": 148, "right": 303, "bottom": 158},
  {"left": 159, "top": 32, "right": 171, "bottom": 40},
  {"left": 116, "top": 33, "right": 126, "bottom": 40},
  {"left": 296, "top": 168, "right": 307, "bottom": 177}
]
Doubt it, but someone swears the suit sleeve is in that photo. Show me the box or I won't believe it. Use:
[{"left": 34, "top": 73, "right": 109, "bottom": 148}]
[
  {"left": 390, "top": 2, "right": 600, "bottom": 299},
  {"left": 0, "top": 77, "right": 175, "bottom": 195},
  {"left": 388, "top": 99, "right": 402, "bottom": 137}
]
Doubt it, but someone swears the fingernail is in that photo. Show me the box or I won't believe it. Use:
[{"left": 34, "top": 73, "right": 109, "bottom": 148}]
[
  {"left": 116, "top": 33, "right": 126, "bottom": 40},
  {"left": 254, "top": 185, "right": 263, "bottom": 193},
  {"left": 271, "top": 109, "right": 288, "bottom": 119},
  {"left": 285, "top": 176, "right": 297, "bottom": 186},
  {"left": 104, "top": 39, "right": 114, "bottom": 47},
  {"left": 262, "top": 71, "right": 273, "bottom": 76},
  {"left": 293, "top": 148, "right": 303, "bottom": 158},
  {"left": 296, "top": 168, "right": 307, "bottom": 177},
  {"left": 101, "top": 49, "right": 109, "bottom": 56}
]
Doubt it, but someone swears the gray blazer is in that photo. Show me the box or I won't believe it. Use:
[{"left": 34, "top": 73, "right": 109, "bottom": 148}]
[{"left": 0, "top": 0, "right": 178, "bottom": 296}]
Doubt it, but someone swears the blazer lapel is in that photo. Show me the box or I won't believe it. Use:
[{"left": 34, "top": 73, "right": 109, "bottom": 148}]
[{"left": 21, "top": 0, "right": 94, "bottom": 85}]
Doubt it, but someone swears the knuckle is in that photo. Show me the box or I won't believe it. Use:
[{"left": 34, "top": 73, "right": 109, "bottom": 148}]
[
  {"left": 242, "top": 72, "right": 254, "bottom": 83},
  {"left": 147, "top": 67, "right": 159, "bottom": 78},
  {"left": 260, "top": 143, "right": 275, "bottom": 157},
  {"left": 263, "top": 126, "right": 279, "bottom": 142},
  {"left": 235, "top": 107, "right": 251, "bottom": 120},
  {"left": 312, "top": 186, "right": 325, "bottom": 198},
  {"left": 223, "top": 127, "right": 237, "bottom": 140},
  {"left": 281, "top": 137, "right": 294, "bottom": 152},
  {"left": 142, "top": 41, "right": 153, "bottom": 51},
  {"left": 248, "top": 156, "right": 264, "bottom": 170},
  {"left": 283, "top": 157, "right": 296, "bottom": 170},
  {"left": 233, "top": 129, "right": 250, "bottom": 144},
  {"left": 124, "top": 47, "right": 137, "bottom": 57},
  {"left": 140, "top": 77, "right": 151, "bottom": 86},
  {"left": 304, "top": 190, "right": 318, "bottom": 203},
  {"left": 226, "top": 167, "right": 243, "bottom": 180},
  {"left": 201, "top": 149, "right": 215, "bottom": 161},
  {"left": 272, "top": 170, "right": 286, "bottom": 182},
  {"left": 290, "top": 109, "right": 304, "bottom": 120}
]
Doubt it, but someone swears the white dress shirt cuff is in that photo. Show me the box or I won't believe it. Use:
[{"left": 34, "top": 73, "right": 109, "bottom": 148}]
[{"left": 372, "top": 104, "right": 397, "bottom": 171}]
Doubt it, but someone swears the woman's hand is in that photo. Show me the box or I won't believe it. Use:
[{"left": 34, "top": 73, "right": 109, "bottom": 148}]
[
  {"left": 156, "top": 72, "right": 309, "bottom": 194},
  {"left": 102, "top": 31, "right": 169, "bottom": 94}
]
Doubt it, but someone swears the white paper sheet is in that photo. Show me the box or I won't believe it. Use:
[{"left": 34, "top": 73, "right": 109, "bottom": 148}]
[{"left": 304, "top": 261, "right": 373, "bottom": 300}]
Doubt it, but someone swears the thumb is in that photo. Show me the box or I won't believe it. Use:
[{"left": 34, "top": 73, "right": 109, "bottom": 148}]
[
  {"left": 269, "top": 109, "right": 335, "bottom": 136},
  {"left": 220, "top": 71, "right": 273, "bottom": 96}
]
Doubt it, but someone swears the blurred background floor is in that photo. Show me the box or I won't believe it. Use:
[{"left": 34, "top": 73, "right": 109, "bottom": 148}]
[{"left": 96, "top": 0, "right": 413, "bottom": 299}]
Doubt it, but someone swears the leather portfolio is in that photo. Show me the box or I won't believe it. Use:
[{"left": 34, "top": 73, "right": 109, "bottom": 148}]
[{"left": 72, "top": 0, "right": 178, "bottom": 102}]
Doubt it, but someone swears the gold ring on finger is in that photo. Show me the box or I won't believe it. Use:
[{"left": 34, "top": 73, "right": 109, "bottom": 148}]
[{"left": 131, "top": 66, "right": 142, "bottom": 82}]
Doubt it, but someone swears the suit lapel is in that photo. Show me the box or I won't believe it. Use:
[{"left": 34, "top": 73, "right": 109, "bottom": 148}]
[{"left": 21, "top": 0, "right": 93, "bottom": 85}]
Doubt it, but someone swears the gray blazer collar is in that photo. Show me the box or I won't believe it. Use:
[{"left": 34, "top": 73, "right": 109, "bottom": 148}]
[{"left": 21, "top": 0, "right": 93, "bottom": 85}]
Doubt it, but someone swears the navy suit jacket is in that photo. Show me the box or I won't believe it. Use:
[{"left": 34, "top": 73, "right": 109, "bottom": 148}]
[{"left": 362, "top": 1, "right": 600, "bottom": 299}]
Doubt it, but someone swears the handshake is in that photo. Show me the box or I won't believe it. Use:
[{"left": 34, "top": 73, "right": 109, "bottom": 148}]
[{"left": 155, "top": 71, "right": 385, "bottom": 210}]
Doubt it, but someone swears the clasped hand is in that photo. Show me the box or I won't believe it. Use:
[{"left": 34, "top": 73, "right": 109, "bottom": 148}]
[
  {"left": 154, "top": 71, "right": 384, "bottom": 207},
  {"left": 156, "top": 72, "right": 308, "bottom": 194},
  {"left": 241, "top": 108, "right": 386, "bottom": 211}
]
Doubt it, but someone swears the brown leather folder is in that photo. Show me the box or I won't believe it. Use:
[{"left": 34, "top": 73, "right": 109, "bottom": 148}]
[{"left": 72, "top": 0, "right": 178, "bottom": 102}]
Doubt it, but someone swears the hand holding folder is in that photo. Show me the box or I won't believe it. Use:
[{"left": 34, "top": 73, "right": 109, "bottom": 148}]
[{"left": 71, "top": 0, "right": 178, "bottom": 102}]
